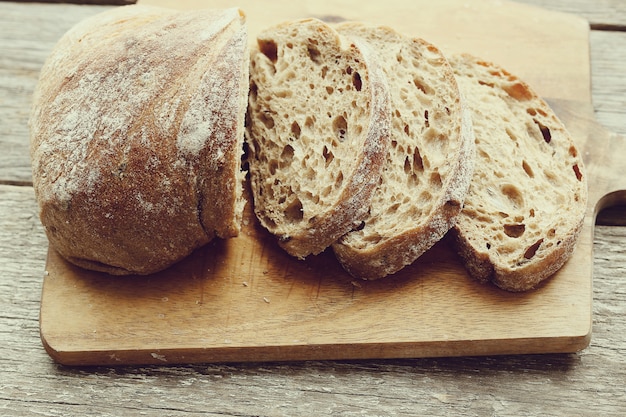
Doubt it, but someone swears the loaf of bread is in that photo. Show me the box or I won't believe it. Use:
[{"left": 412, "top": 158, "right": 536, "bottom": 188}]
[
  {"left": 448, "top": 54, "right": 588, "bottom": 291},
  {"left": 30, "top": 5, "right": 249, "bottom": 275},
  {"left": 246, "top": 18, "right": 391, "bottom": 259},
  {"left": 331, "top": 23, "right": 475, "bottom": 280}
]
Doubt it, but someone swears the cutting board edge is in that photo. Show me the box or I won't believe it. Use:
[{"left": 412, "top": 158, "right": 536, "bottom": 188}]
[{"left": 40, "top": 327, "right": 592, "bottom": 366}]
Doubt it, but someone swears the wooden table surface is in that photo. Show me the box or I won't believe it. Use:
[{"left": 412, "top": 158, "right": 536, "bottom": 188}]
[{"left": 1, "top": 0, "right": 625, "bottom": 415}]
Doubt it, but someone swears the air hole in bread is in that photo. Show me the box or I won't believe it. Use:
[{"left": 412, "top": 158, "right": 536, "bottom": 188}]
[
  {"left": 281, "top": 144, "right": 294, "bottom": 165},
  {"left": 321, "top": 65, "right": 329, "bottom": 78},
  {"left": 522, "top": 160, "right": 534, "bottom": 177},
  {"left": 387, "top": 203, "right": 401, "bottom": 214},
  {"left": 501, "top": 184, "right": 524, "bottom": 209},
  {"left": 304, "top": 116, "right": 315, "bottom": 129},
  {"left": 352, "top": 72, "right": 362, "bottom": 91},
  {"left": 505, "top": 127, "right": 517, "bottom": 142},
  {"left": 403, "top": 124, "right": 410, "bottom": 135},
  {"left": 504, "top": 223, "right": 525, "bottom": 238},
  {"left": 478, "top": 80, "right": 494, "bottom": 88},
  {"left": 326, "top": 86, "right": 334, "bottom": 95},
  {"left": 430, "top": 171, "right": 441, "bottom": 187},
  {"left": 259, "top": 112, "right": 275, "bottom": 129},
  {"left": 306, "top": 40, "right": 322, "bottom": 64},
  {"left": 335, "top": 171, "right": 344, "bottom": 188},
  {"left": 269, "top": 160, "right": 279, "bottom": 175},
  {"left": 504, "top": 82, "right": 532, "bottom": 101},
  {"left": 333, "top": 115, "right": 348, "bottom": 142},
  {"left": 403, "top": 156, "right": 411, "bottom": 174},
  {"left": 573, "top": 164, "right": 583, "bottom": 181},
  {"left": 424, "top": 109, "right": 430, "bottom": 127},
  {"left": 284, "top": 197, "right": 303, "bottom": 222},
  {"left": 413, "top": 148, "right": 424, "bottom": 172},
  {"left": 527, "top": 107, "right": 548, "bottom": 117},
  {"left": 249, "top": 81, "right": 258, "bottom": 102},
  {"left": 291, "top": 121, "right": 301, "bottom": 139},
  {"left": 259, "top": 39, "right": 278, "bottom": 63},
  {"left": 569, "top": 145, "right": 578, "bottom": 158},
  {"left": 533, "top": 119, "right": 552, "bottom": 143},
  {"left": 413, "top": 77, "right": 430, "bottom": 95},
  {"left": 524, "top": 238, "right": 543, "bottom": 259},
  {"left": 323, "top": 146, "right": 334, "bottom": 167}
]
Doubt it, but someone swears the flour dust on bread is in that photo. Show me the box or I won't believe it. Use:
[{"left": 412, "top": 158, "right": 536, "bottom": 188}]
[
  {"left": 246, "top": 19, "right": 391, "bottom": 259},
  {"left": 30, "top": 5, "right": 249, "bottom": 275},
  {"left": 449, "top": 54, "right": 588, "bottom": 292},
  {"left": 331, "top": 23, "right": 475, "bottom": 280}
]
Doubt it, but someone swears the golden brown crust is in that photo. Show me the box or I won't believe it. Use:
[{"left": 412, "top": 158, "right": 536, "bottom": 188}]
[{"left": 30, "top": 5, "right": 248, "bottom": 275}]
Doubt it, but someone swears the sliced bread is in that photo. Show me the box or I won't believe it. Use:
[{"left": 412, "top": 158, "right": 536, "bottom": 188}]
[
  {"left": 448, "top": 54, "right": 588, "bottom": 291},
  {"left": 246, "top": 18, "right": 391, "bottom": 258},
  {"left": 331, "top": 23, "right": 475, "bottom": 280}
]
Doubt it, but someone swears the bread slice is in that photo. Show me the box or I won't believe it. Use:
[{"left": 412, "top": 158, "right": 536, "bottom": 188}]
[
  {"left": 30, "top": 6, "right": 249, "bottom": 275},
  {"left": 246, "top": 18, "right": 391, "bottom": 258},
  {"left": 331, "top": 23, "right": 475, "bottom": 280},
  {"left": 448, "top": 54, "right": 588, "bottom": 291}
]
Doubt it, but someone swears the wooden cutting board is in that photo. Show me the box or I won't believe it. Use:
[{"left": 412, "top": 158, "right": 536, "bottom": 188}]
[{"left": 39, "top": 0, "right": 626, "bottom": 366}]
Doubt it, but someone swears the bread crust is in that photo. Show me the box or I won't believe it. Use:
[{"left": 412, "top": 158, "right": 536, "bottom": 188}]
[
  {"left": 30, "top": 5, "right": 249, "bottom": 275},
  {"left": 331, "top": 24, "right": 475, "bottom": 280},
  {"left": 246, "top": 19, "right": 391, "bottom": 258},
  {"left": 449, "top": 54, "right": 588, "bottom": 291}
]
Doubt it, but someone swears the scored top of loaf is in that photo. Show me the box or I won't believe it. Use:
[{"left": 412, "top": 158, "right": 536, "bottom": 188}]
[{"left": 246, "top": 18, "right": 391, "bottom": 258}]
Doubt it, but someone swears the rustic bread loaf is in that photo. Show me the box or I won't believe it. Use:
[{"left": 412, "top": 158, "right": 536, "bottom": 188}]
[
  {"left": 448, "top": 54, "right": 588, "bottom": 291},
  {"left": 246, "top": 18, "right": 391, "bottom": 259},
  {"left": 331, "top": 23, "right": 475, "bottom": 280},
  {"left": 30, "top": 5, "right": 249, "bottom": 275}
]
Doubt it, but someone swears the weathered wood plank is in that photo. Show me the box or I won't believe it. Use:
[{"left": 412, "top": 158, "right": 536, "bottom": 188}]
[
  {"left": 0, "top": 183, "right": 625, "bottom": 416},
  {"left": 518, "top": 0, "right": 626, "bottom": 29},
  {"left": 0, "top": 2, "right": 114, "bottom": 184},
  {"left": 590, "top": 30, "right": 626, "bottom": 137}
]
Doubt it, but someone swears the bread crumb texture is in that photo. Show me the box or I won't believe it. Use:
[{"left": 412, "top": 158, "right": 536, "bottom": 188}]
[
  {"left": 331, "top": 23, "right": 474, "bottom": 280},
  {"left": 449, "top": 54, "right": 588, "bottom": 291},
  {"left": 246, "top": 19, "right": 391, "bottom": 258},
  {"left": 29, "top": 5, "right": 249, "bottom": 275}
]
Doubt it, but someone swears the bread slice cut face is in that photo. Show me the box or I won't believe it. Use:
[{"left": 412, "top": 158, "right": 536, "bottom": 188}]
[
  {"left": 331, "top": 23, "right": 475, "bottom": 280},
  {"left": 246, "top": 19, "right": 391, "bottom": 258},
  {"left": 449, "top": 54, "right": 588, "bottom": 291}
]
